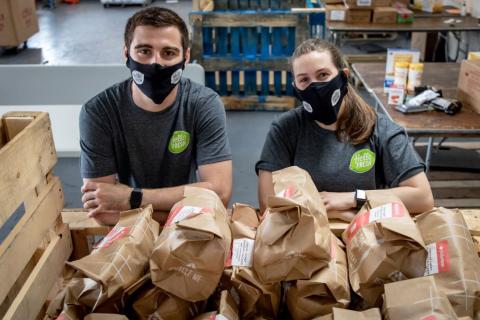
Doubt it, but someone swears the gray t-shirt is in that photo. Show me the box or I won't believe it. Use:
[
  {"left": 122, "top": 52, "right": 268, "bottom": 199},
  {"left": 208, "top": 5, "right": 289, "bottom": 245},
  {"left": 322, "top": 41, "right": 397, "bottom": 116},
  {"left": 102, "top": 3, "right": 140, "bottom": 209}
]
[
  {"left": 255, "top": 107, "right": 424, "bottom": 192},
  {"left": 80, "top": 77, "right": 232, "bottom": 188}
]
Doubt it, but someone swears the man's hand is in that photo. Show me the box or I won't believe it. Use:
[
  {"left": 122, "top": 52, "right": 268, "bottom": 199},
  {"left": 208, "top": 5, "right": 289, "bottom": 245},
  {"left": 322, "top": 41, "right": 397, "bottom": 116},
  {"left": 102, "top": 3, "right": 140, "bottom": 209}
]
[
  {"left": 320, "top": 191, "right": 356, "bottom": 212},
  {"left": 81, "top": 181, "right": 132, "bottom": 220}
]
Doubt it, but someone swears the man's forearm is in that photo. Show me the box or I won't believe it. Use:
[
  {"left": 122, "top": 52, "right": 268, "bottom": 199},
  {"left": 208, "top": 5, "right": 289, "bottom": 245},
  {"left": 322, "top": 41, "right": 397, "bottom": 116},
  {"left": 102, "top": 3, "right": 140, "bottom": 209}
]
[{"left": 141, "top": 182, "right": 218, "bottom": 212}]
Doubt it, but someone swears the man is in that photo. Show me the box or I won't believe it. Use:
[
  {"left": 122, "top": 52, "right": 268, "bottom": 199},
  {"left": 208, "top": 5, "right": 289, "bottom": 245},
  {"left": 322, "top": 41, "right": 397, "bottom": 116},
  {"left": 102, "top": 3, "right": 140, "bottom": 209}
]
[{"left": 80, "top": 7, "right": 232, "bottom": 225}]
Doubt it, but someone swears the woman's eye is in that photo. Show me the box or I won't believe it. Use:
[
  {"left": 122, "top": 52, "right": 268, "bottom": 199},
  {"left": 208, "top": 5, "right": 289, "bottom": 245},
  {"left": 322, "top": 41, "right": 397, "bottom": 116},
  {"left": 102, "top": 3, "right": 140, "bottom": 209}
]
[{"left": 300, "top": 78, "right": 308, "bottom": 83}]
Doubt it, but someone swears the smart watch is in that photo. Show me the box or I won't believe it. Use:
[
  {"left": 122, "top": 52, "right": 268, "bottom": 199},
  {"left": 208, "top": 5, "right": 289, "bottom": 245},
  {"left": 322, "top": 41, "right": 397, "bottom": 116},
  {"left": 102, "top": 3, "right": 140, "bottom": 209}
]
[
  {"left": 355, "top": 189, "right": 367, "bottom": 210},
  {"left": 129, "top": 188, "right": 143, "bottom": 209}
]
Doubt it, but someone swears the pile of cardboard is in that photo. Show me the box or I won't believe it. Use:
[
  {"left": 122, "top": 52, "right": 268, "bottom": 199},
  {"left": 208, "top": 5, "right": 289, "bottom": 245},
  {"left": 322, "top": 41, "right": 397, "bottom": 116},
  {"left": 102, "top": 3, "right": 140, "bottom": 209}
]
[
  {"left": 325, "top": 0, "right": 413, "bottom": 25},
  {"left": 46, "top": 167, "right": 480, "bottom": 319}
]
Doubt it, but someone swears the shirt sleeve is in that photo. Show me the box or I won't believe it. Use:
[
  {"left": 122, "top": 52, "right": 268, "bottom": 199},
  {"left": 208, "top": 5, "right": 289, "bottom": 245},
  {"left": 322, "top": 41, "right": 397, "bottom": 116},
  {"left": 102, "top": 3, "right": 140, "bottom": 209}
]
[
  {"left": 79, "top": 101, "right": 117, "bottom": 179},
  {"left": 255, "top": 112, "right": 298, "bottom": 174},
  {"left": 377, "top": 116, "right": 425, "bottom": 187},
  {"left": 194, "top": 92, "right": 232, "bottom": 166}
]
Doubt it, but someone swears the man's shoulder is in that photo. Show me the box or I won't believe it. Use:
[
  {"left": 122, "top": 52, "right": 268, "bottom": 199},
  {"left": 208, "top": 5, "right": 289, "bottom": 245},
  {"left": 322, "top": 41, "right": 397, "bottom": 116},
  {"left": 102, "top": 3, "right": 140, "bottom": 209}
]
[
  {"left": 83, "top": 79, "right": 130, "bottom": 113},
  {"left": 179, "top": 78, "right": 219, "bottom": 107}
]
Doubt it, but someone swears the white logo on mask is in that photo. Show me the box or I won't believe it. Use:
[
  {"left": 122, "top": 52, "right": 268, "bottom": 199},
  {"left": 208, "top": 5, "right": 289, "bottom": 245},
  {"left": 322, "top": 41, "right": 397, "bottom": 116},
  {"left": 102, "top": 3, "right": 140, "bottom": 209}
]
[
  {"left": 303, "top": 101, "right": 313, "bottom": 113},
  {"left": 132, "top": 70, "right": 144, "bottom": 85},
  {"left": 171, "top": 68, "right": 183, "bottom": 84},
  {"left": 331, "top": 89, "right": 341, "bottom": 107}
]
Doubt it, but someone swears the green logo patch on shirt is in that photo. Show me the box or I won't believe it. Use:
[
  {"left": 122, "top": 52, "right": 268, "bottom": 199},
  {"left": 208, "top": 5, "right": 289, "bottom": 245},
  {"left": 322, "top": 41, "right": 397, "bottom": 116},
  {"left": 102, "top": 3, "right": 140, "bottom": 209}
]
[
  {"left": 168, "top": 131, "right": 190, "bottom": 154},
  {"left": 349, "top": 149, "right": 376, "bottom": 173}
]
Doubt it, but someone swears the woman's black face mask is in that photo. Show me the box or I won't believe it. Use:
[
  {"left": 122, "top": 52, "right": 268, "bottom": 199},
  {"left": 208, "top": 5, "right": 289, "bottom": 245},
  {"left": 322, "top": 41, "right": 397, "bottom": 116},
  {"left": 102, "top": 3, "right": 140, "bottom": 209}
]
[{"left": 293, "top": 71, "right": 349, "bottom": 125}]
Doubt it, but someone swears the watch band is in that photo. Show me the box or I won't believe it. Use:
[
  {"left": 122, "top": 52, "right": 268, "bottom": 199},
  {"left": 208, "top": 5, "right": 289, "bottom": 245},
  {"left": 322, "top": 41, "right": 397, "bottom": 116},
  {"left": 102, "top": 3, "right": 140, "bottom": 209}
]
[
  {"left": 129, "top": 188, "right": 143, "bottom": 209},
  {"left": 355, "top": 189, "right": 367, "bottom": 210}
]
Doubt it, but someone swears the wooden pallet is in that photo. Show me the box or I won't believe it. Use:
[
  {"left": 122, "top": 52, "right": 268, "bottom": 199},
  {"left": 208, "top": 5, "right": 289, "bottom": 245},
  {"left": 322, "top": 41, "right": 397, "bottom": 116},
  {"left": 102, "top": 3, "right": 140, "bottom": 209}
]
[
  {"left": 193, "top": 0, "right": 307, "bottom": 11},
  {"left": 190, "top": 11, "right": 309, "bottom": 111}
]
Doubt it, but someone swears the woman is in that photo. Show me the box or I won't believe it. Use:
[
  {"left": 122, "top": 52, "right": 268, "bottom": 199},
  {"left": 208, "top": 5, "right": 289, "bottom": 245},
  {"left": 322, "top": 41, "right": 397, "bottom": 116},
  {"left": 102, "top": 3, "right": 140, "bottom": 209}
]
[{"left": 256, "top": 39, "right": 433, "bottom": 220}]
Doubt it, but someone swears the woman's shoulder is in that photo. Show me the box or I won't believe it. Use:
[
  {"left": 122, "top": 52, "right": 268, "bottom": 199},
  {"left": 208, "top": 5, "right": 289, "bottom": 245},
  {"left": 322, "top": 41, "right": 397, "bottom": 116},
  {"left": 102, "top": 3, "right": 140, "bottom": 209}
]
[
  {"left": 374, "top": 113, "right": 404, "bottom": 134},
  {"left": 273, "top": 107, "right": 305, "bottom": 129}
]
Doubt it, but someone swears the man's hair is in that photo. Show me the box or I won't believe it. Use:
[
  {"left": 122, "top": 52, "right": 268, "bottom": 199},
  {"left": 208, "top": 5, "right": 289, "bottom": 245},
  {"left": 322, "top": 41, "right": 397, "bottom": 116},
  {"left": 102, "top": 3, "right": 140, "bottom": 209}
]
[{"left": 124, "top": 7, "right": 189, "bottom": 54}]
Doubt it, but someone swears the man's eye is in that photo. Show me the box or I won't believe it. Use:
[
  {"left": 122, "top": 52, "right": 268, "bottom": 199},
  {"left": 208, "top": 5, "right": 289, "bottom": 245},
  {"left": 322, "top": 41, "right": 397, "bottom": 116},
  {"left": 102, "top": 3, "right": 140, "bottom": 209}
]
[
  {"left": 139, "top": 49, "right": 150, "bottom": 55},
  {"left": 164, "top": 51, "right": 176, "bottom": 57}
]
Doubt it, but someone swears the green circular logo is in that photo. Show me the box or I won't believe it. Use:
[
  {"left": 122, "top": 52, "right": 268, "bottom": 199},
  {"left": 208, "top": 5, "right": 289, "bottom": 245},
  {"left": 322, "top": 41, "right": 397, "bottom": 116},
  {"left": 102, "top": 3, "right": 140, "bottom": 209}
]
[
  {"left": 349, "top": 149, "right": 376, "bottom": 173},
  {"left": 168, "top": 131, "right": 190, "bottom": 154}
]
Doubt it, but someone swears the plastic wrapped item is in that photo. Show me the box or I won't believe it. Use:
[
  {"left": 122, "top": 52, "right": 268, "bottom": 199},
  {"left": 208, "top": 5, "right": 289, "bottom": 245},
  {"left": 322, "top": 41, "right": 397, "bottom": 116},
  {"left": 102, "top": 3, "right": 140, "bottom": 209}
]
[{"left": 429, "top": 97, "right": 462, "bottom": 115}]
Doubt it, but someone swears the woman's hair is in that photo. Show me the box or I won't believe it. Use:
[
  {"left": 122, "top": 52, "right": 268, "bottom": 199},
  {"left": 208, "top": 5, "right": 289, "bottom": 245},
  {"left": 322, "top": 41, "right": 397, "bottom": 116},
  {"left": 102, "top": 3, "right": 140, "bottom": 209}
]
[{"left": 291, "top": 38, "right": 376, "bottom": 145}]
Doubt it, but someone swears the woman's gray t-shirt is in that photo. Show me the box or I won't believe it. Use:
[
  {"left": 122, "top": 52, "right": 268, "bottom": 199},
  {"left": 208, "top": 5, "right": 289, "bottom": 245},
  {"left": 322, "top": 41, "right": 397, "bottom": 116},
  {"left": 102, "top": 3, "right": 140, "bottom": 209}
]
[
  {"left": 255, "top": 107, "right": 424, "bottom": 192},
  {"left": 80, "top": 77, "right": 232, "bottom": 188}
]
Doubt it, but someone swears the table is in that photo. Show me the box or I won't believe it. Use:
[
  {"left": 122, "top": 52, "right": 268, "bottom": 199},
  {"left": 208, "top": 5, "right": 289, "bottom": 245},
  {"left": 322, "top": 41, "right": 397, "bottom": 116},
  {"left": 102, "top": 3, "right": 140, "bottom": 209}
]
[
  {"left": 351, "top": 62, "right": 480, "bottom": 172},
  {"left": 328, "top": 15, "right": 480, "bottom": 53}
]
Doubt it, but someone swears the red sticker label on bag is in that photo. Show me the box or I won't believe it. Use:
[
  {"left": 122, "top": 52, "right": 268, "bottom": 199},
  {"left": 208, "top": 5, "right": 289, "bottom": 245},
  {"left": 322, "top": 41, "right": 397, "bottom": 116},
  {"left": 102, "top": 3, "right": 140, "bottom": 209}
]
[
  {"left": 346, "top": 202, "right": 404, "bottom": 241},
  {"left": 424, "top": 240, "right": 450, "bottom": 276},
  {"left": 94, "top": 226, "right": 130, "bottom": 249},
  {"left": 276, "top": 185, "right": 296, "bottom": 198},
  {"left": 423, "top": 316, "right": 437, "bottom": 320},
  {"left": 165, "top": 206, "right": 211, "bottom": 226}
]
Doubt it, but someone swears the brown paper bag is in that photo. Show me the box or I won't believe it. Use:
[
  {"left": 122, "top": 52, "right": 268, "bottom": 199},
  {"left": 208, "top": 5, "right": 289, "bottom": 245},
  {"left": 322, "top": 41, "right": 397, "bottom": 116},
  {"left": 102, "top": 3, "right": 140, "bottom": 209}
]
[
  {"left": 83, "top": 314, "right": 128, "bottom": 320},
  {"left": 192, "top": 290, "right": 239, "bottom": 320},
  {"left": 311, "top": 308, "right": 382, "bottom": 320},
  {"left": 254, "top": 166, "right": 331, "bottom": 283},
  {"left": 67, "top": 206, "right": 159, "bottom": 300},
  {"left": 221, "top": 203, "right": 281, "bottom": 319},
  {"left": 286, "top": 235, "right": 350, "bottom": 320},
  {"left": 341, "top": 191, "right": 427, "bottom": 306},
  {"left": 150, "top": 187, "right": 232, "bottom": 302},
  {"left": 383, "top": 276, "right": 458, "bottom": 319},
  {"left": 50, "top": 274, "right": 151, "bottom": 319},
  {"left": 416, "top": 207, "right": 480, "bottom": 318},
  {"left": 131, "top": 281, "right": 203, "bottom": 320}
]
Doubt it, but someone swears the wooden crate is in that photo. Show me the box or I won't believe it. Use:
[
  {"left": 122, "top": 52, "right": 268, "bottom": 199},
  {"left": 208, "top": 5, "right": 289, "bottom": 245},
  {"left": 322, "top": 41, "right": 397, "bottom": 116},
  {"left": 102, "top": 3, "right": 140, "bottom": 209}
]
[
  {"left": 193, "top": 0, "right": 307, "bottom": 11},
  {"left": 0, "top": 112, "right": 71, "bottom": 319},
  {"left": 190, "top": 11, "right": 311, "bottom": 111}
]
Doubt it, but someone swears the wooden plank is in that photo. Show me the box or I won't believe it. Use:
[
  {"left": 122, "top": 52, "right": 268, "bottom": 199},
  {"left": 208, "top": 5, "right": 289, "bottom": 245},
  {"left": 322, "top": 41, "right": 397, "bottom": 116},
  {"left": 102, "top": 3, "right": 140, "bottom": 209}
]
[
  {"left": 435, "top": 199, "right": 480, "bottom": 208},
  {"left": 461, "top": 209, "right": 480, "bottom": 236},
  {"left": 428, "top": 171, "right": 480, "bottom": 181},
  {"left": 0, "top": 119, "right": 5, "bottom": 148},
  {"left": 3, "top": 224, "right": 72, "bottom": 320},
  {"left": 230, "top": 28, "right": 241, "bottom": 95},
  {"left": 0, "top": 177, "right": 64, "bottom": 305},
  {"left": 431, "top": 180, "right": 480, "bottom": 199},
  {"left": 190, "top": 12, "right": 301, "bottom": 27},
  {"left": 222, "top": 95, "right": 296, "bottom": 111},
  {"left": 61, "top": 209, "right": 110, "bottom": 233},
  {"left": 215, "top": 0, "right": 229, "bottom": 9},
  {"left": 199, "top": 57, "right": 291, "bottom": 72},
  {"left": 217, "top": 27, "right": 228, "bottom": 95},
  {"left": 0, "top": 254, "right": 38, "bottom": 319},
  {"left": 3, "top": 117, "right": 34, "bottom": 141},
  {"left": 0, "top": 112, "right": 57, "bottom": 227}
]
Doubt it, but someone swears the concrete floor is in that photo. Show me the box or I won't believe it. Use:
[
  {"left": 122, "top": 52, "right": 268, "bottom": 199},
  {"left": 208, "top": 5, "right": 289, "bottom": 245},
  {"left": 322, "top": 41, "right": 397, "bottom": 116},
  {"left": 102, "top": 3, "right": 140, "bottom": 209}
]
[{"left": 0, "top": 0, "right": 409, "bottom": 209}]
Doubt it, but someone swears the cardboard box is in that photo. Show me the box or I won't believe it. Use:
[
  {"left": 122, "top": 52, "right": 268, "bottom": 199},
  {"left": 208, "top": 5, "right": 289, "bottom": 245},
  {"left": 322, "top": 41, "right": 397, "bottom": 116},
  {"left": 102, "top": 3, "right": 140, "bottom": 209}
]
[
  {"left": 0, "top": 0, "right": 39, "bottom": 47},
  {"left": 457, "top": 60, "right": 480, "bottom": 114},
  {"left": 384, "top": 49, "right": 420, "bottom": 91},
  {"left": 326, "top": 4, "right": 348, "bottom": 21},
  {"left": 372, "top": 7, "right": 398, "bottom": 23},
  {"left": 375, "top": 0, "right": 391, "bottom": 5},
  {"left": 344, "top": 0, "right": 375, "bottom": 8},
  {"left": 347, "top": 9, "right": 372, "bottom": 23}
]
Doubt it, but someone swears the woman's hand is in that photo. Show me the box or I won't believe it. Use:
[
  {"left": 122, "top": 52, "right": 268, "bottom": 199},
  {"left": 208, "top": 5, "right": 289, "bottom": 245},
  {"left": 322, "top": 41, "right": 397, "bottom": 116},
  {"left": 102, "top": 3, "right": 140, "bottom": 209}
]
[{"left": 320, "top": 191, "right": 356, "bottom": 212}]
